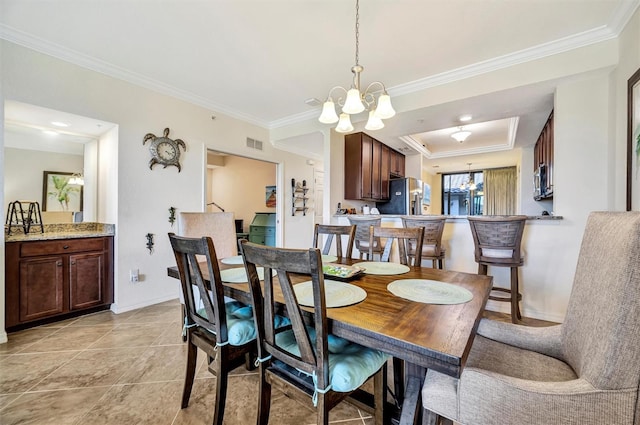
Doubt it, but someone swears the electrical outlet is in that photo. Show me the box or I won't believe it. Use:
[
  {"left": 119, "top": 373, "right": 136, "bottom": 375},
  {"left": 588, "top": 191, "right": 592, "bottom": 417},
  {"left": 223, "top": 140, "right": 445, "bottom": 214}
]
[{"left": 130, "top": 269, "right": 139, "bottom": 282}]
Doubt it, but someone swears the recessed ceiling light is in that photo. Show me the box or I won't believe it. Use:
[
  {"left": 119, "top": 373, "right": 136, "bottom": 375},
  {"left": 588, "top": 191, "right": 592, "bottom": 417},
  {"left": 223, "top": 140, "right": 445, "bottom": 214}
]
[
  {"left": 459, "top": 115, "right": 472, "bottom": 122},
  {"left": 42, "top": 130, "right": 59, "bottom": 136},
  {"left": 51, "top": 121, "right": 69, "bottom": 127}
]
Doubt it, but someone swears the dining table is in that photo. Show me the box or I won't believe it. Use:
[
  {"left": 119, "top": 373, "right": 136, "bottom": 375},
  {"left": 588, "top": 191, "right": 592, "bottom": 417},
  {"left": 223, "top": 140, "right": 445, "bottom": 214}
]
[{"left": 167, "top": 256, "right": 493, "bottom": 425}]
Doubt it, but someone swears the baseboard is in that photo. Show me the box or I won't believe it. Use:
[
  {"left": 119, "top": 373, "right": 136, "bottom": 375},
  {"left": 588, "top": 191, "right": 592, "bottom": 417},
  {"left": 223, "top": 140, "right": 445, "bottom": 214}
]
[
  {"left": 0, "top": 330, "right": 7, "bottom": 344},
  {"left": 110, "top": 294, "right": 180, "bottom": 314},
  {"left": 484, "top": 300, "right": 565, "bottom": 324}
]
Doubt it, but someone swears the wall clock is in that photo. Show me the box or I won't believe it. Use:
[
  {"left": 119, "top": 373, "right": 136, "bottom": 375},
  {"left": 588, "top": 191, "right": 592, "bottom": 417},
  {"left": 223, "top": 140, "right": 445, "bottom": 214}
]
[{"left": 143, "top": 127, "right": 186, "bottom": 172}]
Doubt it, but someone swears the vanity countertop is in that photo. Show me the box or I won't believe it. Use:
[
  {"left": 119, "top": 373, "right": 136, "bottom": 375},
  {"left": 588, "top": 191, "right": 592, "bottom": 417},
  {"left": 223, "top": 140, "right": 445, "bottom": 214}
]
[{"left": 5, "top": 222, "right": 115, "bottom": 242}]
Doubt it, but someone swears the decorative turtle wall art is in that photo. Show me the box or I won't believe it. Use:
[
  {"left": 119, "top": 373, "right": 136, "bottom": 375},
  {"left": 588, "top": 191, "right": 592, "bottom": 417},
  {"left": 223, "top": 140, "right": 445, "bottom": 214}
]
[{"left": 142, "top": 127, "right": 186, "bottom": 172}]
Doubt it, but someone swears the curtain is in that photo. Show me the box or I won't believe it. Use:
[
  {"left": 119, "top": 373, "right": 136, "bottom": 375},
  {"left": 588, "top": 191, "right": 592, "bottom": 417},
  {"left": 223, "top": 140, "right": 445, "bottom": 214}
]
[{"left": 483, "top": 167, "right": 517, "bottom": 215}]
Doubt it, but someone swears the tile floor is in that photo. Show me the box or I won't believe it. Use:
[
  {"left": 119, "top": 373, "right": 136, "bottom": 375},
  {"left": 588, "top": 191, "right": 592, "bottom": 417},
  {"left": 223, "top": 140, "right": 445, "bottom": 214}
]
[
  {"left": 0, "top": 299, "right": 379, "bottom": 425},
  {"left": 0, "top": 299, "right": 555, "bottom": 425}
]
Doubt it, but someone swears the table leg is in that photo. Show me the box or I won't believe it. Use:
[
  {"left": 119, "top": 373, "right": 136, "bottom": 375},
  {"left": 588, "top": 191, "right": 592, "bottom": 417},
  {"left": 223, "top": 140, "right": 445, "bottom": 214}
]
[{"left": 398, "top": 362, "right": 426, "bottom": 425}]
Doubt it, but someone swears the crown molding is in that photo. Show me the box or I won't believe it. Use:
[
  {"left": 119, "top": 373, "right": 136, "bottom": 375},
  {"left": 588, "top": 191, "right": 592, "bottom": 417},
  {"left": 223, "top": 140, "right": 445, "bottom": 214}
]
[{"left": 0, "top": 24, "right": 271, "bottom": 129}]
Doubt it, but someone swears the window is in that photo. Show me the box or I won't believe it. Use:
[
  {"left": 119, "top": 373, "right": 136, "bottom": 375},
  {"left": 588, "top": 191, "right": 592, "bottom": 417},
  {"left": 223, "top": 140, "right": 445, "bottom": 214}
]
[{"left": 441, "top": 171, "right": 484, "bottom": 216}]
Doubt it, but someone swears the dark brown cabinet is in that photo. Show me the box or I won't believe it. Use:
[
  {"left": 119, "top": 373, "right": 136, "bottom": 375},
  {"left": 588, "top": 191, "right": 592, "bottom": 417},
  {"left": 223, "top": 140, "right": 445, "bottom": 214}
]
[
  {"left": 344, "top": 132, "right": 403, "bottom": 201},
  {"left": 390, "top": 149, "right": 405, "bottom": 177},
  {"left": 534, "top": 112, "right": 554, "bottom": 200},
  {"left": 6, "top": 236, "right": 113, "bottom": 330}
]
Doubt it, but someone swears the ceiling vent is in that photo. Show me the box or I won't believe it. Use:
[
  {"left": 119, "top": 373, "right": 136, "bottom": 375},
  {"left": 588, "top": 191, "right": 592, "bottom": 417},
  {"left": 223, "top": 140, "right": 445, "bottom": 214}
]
[{"left": 246, "top": 137, "right": 263, "bottom": 151}]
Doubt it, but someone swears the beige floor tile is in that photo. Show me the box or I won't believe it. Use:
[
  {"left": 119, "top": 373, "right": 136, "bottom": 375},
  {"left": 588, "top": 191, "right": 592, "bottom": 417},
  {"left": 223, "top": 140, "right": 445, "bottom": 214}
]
[
  {"left": 151, "top": 322, "right": 186, "bottom": 346},
  {"left": 88, "top": 323, "right": 168, "bottom": 349},
  {"left": 0, "top": 393, "right": 21, "bottom": 411},
  {"left": 0, "top": 387, "right": 109, "bottom": 425},
  {"left": 32, "top": 347, "right": 142, "bottom": 391},
  {"left": 126, "top": 303, "right": 182, "bottom": 325},
  {"left": 22, "top": 326, "right": 111, "bottom": 353},
  {"left": 0, "top": 352, "right": 77, "bottom": 393},
  {"left": 0, "top": 328, "right": 54, "bottom": 355},
  {"left": 78, "top": 381, "right": 182, "bottom": 425},
  {"left": 68, "top": 309, "right": 138, "bottom": 327},
  {"left": 117, "top": 345, "right": 189, "bottom": 384}
]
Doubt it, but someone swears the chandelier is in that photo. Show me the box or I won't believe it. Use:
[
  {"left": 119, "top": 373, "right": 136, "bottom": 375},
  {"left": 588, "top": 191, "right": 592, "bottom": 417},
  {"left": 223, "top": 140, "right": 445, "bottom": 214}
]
[
  {"left": 459, "top": 163, "right": 477, "bottom": 191},
  {"left": 318, "top": 0, "right": 395, "bottom": 133},
  {"left": 68, "top": 172, "right": 84, "bottom": 186},
  {"left": 451, "top": 126, "right": 471, "bottom": 143}
]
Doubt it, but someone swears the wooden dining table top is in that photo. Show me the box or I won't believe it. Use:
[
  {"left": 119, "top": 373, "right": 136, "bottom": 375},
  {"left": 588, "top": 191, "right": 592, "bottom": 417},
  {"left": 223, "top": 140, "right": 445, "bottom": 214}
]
[{"left": 167, "top": 258, "right": 493, "bottom": 379}]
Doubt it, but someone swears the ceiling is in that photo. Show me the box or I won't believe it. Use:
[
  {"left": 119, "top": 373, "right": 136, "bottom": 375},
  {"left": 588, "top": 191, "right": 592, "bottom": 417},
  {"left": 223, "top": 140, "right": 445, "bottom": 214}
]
[{"left": 2, "top": 0, "right": 638, "bottom": 172}]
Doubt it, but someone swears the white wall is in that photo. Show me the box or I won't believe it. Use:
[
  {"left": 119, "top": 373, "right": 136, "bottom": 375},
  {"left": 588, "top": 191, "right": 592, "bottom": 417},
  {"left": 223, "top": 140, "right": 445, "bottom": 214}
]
[{"left": 1, "top": 40, "right": 318, "bottom": 323}]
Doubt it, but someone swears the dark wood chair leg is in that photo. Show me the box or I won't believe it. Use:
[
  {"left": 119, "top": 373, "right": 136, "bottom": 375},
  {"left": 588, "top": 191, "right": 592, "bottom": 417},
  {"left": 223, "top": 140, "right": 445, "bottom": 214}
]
[
  {"left": 422, "top": 409, "right": 439, "bottom": 425},
  {"left": 393, "top": 357, "right": 405, "bottom": 406},
  {"left": 510, "top": 267, "right": 522, "bottom": 322},
  {"left": 317, "top": 395, "right": 330, "bottom": 425},
  {"left": 181, "top": 303, "right": 187, "bottom": 342},
  {"left": 212, "top": 354, "right": 228, "bottom": 425},
  {"left": 181, "top": 338, "right": 198, "bottom": 408},
  {"left": 257, "top": 368, "right": 272, "bottom": 425}
]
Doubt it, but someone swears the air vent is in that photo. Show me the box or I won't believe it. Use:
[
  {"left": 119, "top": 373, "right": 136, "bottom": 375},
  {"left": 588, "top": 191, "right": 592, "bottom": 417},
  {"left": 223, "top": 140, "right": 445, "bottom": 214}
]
[{"left": 246, "top": 137, "right": 263, "bottom": 151}]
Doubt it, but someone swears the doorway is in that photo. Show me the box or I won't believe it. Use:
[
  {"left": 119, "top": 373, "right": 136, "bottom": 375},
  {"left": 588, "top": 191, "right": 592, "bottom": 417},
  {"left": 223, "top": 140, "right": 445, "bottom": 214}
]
[{"left": 206, "top": 150, "right": 278, "bottom": 245}]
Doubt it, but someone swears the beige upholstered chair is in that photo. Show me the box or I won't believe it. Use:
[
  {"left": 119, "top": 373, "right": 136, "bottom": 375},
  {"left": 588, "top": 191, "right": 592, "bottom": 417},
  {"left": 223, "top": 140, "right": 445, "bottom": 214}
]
[
  {"left": 178, "top": 212, "right": 238, "bottom": 258},
  {"left": 312, "top": 224, "right": 355, "bottom": 259},
  {"left": 401, "top": 216, "right": 447, "bottom": 269},
  {"left": 468, "top": 215, "right": 527, "bottom": 323},
  {"left": 422, "top": 211, "right": 640, "bottom": 425},
  {"left": 347, "top": 216, "right": 383, "bottom": 260}
]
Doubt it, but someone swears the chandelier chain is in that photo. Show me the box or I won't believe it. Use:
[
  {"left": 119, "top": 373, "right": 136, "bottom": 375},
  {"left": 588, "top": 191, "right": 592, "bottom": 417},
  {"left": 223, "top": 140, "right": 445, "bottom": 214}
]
[{"left": 355, "top": 0, "right": 360, "bottom": 66}]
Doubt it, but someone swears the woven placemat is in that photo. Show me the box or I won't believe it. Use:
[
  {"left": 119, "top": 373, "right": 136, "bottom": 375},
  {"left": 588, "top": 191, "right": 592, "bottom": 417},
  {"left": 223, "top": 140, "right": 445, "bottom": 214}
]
[
  {"left": 294, "top": 280, "right": 367, "bottom": 308},
  {"left": 387, "top": 279, "right": 473, "bottom": 304}
]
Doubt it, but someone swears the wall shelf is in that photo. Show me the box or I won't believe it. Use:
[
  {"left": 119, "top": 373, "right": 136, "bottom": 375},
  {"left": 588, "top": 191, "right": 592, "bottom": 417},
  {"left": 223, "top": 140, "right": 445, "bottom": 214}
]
[{"left": 291, "top": 178, "right": 309, "bottom": 216}]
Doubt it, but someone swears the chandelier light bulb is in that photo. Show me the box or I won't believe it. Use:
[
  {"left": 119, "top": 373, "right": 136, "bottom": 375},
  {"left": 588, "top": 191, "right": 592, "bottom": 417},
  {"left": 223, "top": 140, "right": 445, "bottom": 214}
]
[
  {"left": 318, "top": 100, "right": 339, "bottom": 124},
  {"left": 342, "top": 88, "right": 365, "bottom": 114},
  {"left": 365, "top": 110, "right": 384, "bottom": 130},
  {"left": 375, "top": 94, "right": 396, "bottom": 119},
  {"left": 335, "top": 113, "right": 354, "bottom": 133}
]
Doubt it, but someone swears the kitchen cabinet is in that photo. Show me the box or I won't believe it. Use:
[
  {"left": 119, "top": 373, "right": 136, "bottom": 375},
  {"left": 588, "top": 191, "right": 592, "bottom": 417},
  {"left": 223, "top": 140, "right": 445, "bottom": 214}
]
[
  {"left": 390, "top": 149, "right": 405, "bottom": 177},
  {"left": 345, "top": 132, "right": 403, "bottom": 201},
  {"left": 533, "top": 111, "right": 554, "bottom": 200},
  {"left": 6, "top": 236, "right": 114, "bottom": 330}
]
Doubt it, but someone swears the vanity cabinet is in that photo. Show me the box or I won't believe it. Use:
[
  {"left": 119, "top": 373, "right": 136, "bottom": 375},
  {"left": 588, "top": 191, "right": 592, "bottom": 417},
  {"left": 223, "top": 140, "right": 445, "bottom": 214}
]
[
  {"left": 5, "top": 236, "right": 113, "bottom": 330},
  {"left": 345, "top": 132, "right": 403, "bottom": 201}
]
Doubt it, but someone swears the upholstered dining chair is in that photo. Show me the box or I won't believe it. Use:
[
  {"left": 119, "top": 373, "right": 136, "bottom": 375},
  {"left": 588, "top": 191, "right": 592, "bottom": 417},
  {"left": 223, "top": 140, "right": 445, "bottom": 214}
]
[
  {"left": 368, "top": 225, "right": 425, "bottom": 266},
  {"left": 312, "top": 223, "right": 356, "bottom": 259},
  {"left": 347, "top": 216, "right": 383, "bottom": 259},
  {"left": 240, "top": 240, "right": 389, "bottom": 425},
  {"left": 468, "top": 215, "right": 527, "bottom": 323},
  {"left": 422, "top": 211, "right": 640, "bottom": 425},
  {"left": 168, "top": 233, "right": 256, "bottom": 425},
  {"left": 401, "top": 216, "right": 447, "bottom": 269}
]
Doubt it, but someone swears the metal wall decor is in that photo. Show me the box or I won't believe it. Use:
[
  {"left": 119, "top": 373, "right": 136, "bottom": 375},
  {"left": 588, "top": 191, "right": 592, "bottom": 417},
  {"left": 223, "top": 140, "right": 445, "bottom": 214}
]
[
  {"left": 143, "top": 128, "right": 186, "bottom": 172},
  {"left": 145, "top": 233, "right": 155, "bottom": 254},
  {"left": 168, "top": 206, "right": 176, "bottom": 226}
]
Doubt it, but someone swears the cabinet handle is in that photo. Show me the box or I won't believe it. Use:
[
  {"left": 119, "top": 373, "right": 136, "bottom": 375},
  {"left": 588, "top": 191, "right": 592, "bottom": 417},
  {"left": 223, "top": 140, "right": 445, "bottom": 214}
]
[
  {"left": 63, "top": 245, "right": 69, "bottom": 249},
  {"left": 70, "top": 260, "right": 76, "bottom": 265},
  {"left": 56, "top": 261, "right": 63, "bottom": 266}
]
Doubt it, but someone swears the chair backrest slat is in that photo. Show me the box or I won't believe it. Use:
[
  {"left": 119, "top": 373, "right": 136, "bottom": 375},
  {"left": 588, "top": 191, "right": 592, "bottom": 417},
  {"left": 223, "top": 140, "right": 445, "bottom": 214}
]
[
  {"left": 370, "top": 226, "right": 425, "bottom": 266},
  {"left": 312, "top": 224, "right": 355, "bottom": 259}
]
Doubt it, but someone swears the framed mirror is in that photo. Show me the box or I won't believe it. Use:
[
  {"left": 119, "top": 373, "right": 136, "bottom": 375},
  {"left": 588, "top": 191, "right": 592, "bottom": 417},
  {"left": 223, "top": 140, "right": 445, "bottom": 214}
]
[{"left": 627, "top": 67, "right": 640, "bottom": 211}]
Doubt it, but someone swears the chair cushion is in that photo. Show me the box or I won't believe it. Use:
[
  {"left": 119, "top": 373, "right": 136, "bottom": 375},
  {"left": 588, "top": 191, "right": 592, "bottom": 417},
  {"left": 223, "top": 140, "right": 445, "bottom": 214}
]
[
  {"left": 275, "top": 327, "right": 389, "bottom": 392},
  {"left": 481, "top": 248, "right": 514, "bottom": 258},
  {"left": 196, "top": 301, "right": 289, "bottom": 346}
]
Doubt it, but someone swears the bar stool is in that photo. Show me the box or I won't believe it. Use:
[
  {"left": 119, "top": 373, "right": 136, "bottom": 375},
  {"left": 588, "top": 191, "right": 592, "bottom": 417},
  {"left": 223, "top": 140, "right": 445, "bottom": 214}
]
[
  {"left": 347, "top": 216, "right": 383, "bottom": 260},
  {"left": 401, "top": 216, "right": 447, "bottom": 269},
  {"left": 468, "top": 215, "right": 527, "bottom": 323}
]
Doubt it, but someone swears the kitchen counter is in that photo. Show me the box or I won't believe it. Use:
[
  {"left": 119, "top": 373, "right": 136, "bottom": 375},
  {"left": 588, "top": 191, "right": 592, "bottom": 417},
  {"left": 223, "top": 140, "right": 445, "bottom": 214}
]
[
  {"left": 5, "top": 222, "right": 115, "bottom": 242},
  {"left": 333, "top": 214, "right": 563, "bottom": 220}
]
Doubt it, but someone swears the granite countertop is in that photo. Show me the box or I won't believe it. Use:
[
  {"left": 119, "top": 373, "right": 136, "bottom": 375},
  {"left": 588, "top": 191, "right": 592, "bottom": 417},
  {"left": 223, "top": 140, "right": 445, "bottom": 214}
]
[{"left": 5, "top": 222, "right": 115, "bottom": 242}]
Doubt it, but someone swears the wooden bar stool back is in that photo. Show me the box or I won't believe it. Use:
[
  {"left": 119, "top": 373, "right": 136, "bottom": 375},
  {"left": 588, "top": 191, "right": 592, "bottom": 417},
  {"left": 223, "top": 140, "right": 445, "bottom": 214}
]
[
  {"left": 401, "top": 216, "right": 447, "bottom": 269},
  {"left": 347, "top": 216, "right": 383, "bottom": 260},
  {"left": 468, "top": 215, "right": 527, "bottom": 323}
]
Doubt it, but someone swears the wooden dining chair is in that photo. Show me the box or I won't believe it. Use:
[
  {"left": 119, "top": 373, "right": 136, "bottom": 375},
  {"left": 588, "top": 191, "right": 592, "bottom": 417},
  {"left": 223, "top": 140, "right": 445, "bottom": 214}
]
[
  {"left": 401, "top": 216, "right": 447, "bottom": 269},
  {"left": 368, "top": 225, "right": 425, "bottom": 266},
  {"left": 169, "top": 233, "right": 257, "bottom": 425},
  {"left": 312, "top": 224, "right": 355, "bottom": 259},
  {"left": 347, "top": 216, "right": 383, "bottom": 259},
  {"left": 367, "top": 225, "right": 424, "bottom": 407},
  {"left": 240, "top": 240, "right": 389, "bottom": 425}
]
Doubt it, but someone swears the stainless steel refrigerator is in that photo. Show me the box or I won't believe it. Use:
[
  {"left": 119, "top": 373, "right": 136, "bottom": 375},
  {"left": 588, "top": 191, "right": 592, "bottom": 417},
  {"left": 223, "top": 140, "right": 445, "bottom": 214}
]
[{"left": 375, "top": 177, "right": 423, "bottom": 215}]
